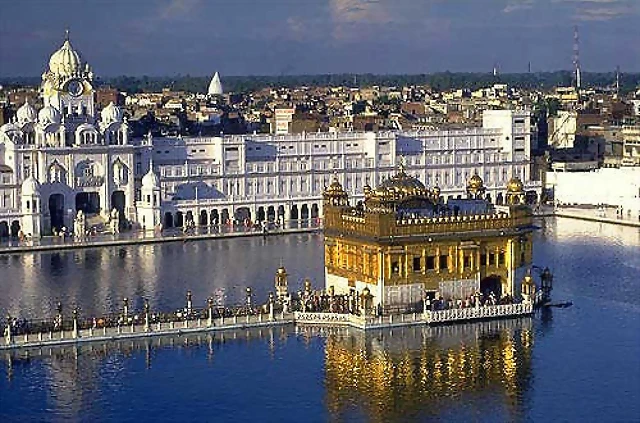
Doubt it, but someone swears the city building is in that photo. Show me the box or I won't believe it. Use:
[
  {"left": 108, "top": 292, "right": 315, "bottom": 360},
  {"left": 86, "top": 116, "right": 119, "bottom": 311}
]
[
  {"left": 0, "top": 33, "right": 134, "bottom": 238},
  {"left": 322, "top": 168, "right": 534, "bottom": 312}
]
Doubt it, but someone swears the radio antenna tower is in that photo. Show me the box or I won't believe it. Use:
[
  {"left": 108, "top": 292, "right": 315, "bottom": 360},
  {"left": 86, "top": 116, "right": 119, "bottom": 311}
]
[{"left": 573, "top": 26, "right": 581, "bottom": 89}]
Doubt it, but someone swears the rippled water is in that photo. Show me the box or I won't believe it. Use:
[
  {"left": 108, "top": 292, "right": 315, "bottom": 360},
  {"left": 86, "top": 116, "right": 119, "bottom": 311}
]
[{"left": 0, "top": 218, "right": 639, "bottom": 422}]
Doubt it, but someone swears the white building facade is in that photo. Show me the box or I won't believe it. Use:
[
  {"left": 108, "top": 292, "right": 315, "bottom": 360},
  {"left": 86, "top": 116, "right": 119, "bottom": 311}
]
[
  {"left": 140, "top": 108, "right": 539, "bottom": 230},
  {"left": 0, "top": 34, "right": 541, "bottom": 239},
  {"left": 0, "top": 34, "right": 135, "bottom": 238}
]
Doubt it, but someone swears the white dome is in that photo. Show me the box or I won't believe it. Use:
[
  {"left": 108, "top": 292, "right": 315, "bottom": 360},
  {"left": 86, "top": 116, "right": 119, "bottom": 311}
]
[
  {"left": 142, "top": 167, "right": 160, "bottom": 188},
  {"left": 49, "top": 39, "right": 82, "bottom": 76},
  {"left": 207, "top": 72, "right": 223, "bottom": 96},
  {"left": 101, "top": 102, "right": 123, "bottom": 124},
  {"left": 21, "top": 175, "right": 41, "bottom": 195},
  {"left": 17, "top": 101, "right": 37, "bottom": 124},
  {"left": 38, "top": 105, "right": 61, "bottom": 125}
]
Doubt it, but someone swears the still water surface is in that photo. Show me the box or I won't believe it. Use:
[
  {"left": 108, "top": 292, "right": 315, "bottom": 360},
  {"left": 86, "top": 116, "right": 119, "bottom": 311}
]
[{"left": 0, "top": 217, "right": 639, "bottom": 422}]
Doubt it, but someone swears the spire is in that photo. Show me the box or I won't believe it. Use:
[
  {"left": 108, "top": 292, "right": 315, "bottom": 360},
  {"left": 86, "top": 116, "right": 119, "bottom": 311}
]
[{"left": 65, "top": 28, "right": 70, "bottom": 42}]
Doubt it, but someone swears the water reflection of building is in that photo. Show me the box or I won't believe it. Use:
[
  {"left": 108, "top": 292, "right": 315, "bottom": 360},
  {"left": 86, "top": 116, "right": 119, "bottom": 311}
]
[
  {"left": 323, "top": 319, "right": 534, "bottom": 422},
  {"left": 323, "top": 167, "right": 534, "bottom": 311}
]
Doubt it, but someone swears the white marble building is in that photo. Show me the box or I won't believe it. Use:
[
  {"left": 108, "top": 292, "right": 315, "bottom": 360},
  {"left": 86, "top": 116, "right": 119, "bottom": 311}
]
[
  {"left": 139, "top": 108, "right": 539, "bottom": 230},
  {"left": 0, "top": 33, "right": 135, "bottom": 238},
  {"left": 0, "top": 33, "right": 540, "bottom": 238}
]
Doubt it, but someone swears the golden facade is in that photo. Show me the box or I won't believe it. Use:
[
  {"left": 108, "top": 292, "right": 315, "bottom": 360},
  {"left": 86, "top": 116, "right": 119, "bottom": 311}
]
[{"left": 323, "top": 168, "right": 534, "bottom": 311}]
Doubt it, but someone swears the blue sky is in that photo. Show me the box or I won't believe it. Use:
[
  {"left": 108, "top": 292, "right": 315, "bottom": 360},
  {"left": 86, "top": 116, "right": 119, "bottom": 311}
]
[{"left": 0, "top": 0, "right": 638, "bottom": 77}]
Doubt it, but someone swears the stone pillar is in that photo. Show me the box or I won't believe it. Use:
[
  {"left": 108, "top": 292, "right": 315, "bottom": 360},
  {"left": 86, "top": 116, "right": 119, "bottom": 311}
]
[
  {"left": 186, "top": 290, "right": 193, "bottom": 316},
  {"left": 72, "top": 307, "right": 78, "bottom": 339},
  {"left": 4, "top": 314, "right": 12, "bottom": 345},
  {"left": 207, "top": 297, "right": 214, "bottom": 327},
  {"left": 269, "top": 293, "right": 275, "bottom": 321},
  {"left": 123, "top": 297, "right": 129, "bottom": 322},
  {"left": 144, "top": 299, "right": 150, "bottom": 332}
]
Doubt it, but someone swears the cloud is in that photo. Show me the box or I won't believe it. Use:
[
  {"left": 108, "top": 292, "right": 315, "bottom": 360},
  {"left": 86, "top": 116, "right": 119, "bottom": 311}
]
[{"left": 503, "top": 0, "right": 535, "bottom": 13}]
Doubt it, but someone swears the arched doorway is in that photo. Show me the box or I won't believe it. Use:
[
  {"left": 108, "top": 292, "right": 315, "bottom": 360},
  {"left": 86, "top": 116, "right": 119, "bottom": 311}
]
[
  {"left": 311, "top": 204, "right": 319, "bottom": 219},
  {"left": 480, "top": 275, "right": 503, "bottom": 298},
  {"left": 175, "top": 211, "right": 184, "bottom": 228},
  {"left": 234, "top": 207, "right": 251, "bottom": 222},
  {"left": 48, "top": 193, "right": 65, "bottom": 233},
  {"left": 164, "top": 212, "right": 174, "bottom": 228},
  {"left": 257, "top": 207, "right": 265, "bottom": 222},
  {"left": 199, "top": 210, "right": 208, "bottom": 226},
  {"left": 76, "top": 192, "right": 100, "bottom": 214},
  {"left": 267, "top": 206, "right": 275, "bottom": 222},
  {"left": 111, "top": 190, "right": 126, "bottom": 229},
  {"left": 0, "top": 221, "right": 9, "bottom": 238},
  {"left": 185, "top": 211, "right": 194, "bottom": 225},
  {"left": 221, "top": 209, "right": 230, "bottom": 224},
  {"left": 486, "top": 193, "right": 492, "bottom": 203},
  {"left": 301, "top": 204, "right": 309, "bottom": 220},
  {"left": 290, "top": 205, "right": 299, "bottom": 220},
  {"left": 210, "top": 209, "right": 219, "bottom": 225},
  {"left": 496, "top": 193, "right": 504, "bottom": 205},
  {"left": 10, "top": 220, "right": 20, "bottom": 238},
  {"left": 277, "top": 205, "right": 285, "bottom": 222}
]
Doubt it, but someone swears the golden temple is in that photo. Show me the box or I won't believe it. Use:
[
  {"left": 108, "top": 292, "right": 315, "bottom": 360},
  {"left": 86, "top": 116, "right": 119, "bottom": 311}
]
[{"left": 323, "top": 166, "right": 534, "bottom": 314}]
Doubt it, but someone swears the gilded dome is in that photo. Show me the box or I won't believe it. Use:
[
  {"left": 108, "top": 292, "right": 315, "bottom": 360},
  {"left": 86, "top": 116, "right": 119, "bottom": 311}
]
[
  {"left": 49, "top": 38, "right": 82, "bottom": 77},
  {"left": 38, "top": 105, "right": 61, "bottom": 125},
  {"left": 467, "top": 172, "right": 484, "bottom": 190},
  {"left": 507, "top": 177, "right": 524, "bottom": 193},
  {"left": 324, "top": 177, "right": 346, "bottom": 196},
  {"left": 377, "top": 170, "right": 426, "bottom": 195},
  {"left": 17, "top": 101, "right": 37, "bottom": 124},
  {"left": 276, "top": 266, "right": 287, "bottom": 275},
  {"left": 101, "top": 102, "right": 123, "bottom": 124}
]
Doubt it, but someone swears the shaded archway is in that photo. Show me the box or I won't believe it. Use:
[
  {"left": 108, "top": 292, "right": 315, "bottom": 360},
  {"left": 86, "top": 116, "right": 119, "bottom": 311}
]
[
  {"left": 290, "top": 205, "right": 299, "bottom": 220},
  {"left": 164, "top": 212, "right": 174, "bottom": 228},
  {"left": 0, "top": 221, "right": 9, "bottom": 238},
  {"left": 199, "top": 210, "right": 208, "bottom": 225},
  {"left": 49, "top": 193, "right": 65, "bottom": 233},
  {"left": 496, "top": 193, "right": 504, "bottom": 205},
  {"left": 267, "top": 206, "right": 276, "bottom": 222},
  {"left": 480, "top": 275, "right": 503, "bottom": 298},
  {"left": 311, "top": 203, "right": 319, "bottom": 219},
  {"left": 185, "top": 211, "right": 194, "bottom": 225},
  {"left": 277, "top": 205, "right": 285, "bottom": 221},
  {"left": 76, "top": 192, "right": 100, "bottom": 214},
  {"left": 175, "top": 211, "right": 184, "bottom": 228},
  {"left": 234, "top": 207, "right": 251, "bottom": 222},
  {"left": 485, "top": 193, "right": 492, "bottom": 203},
  {"left": 257, "top": 207, "right": 265, "bottom": 222},
  {"left": 301, "top": 204, "right": 309, "bottom": 220},
  {"left": 210, "top": 209, "right": 219, "bottom": 225},
  {"left": 221, "top": 208, "right": 230, "bottom": 224},
  {"left": 111, "top": 190, "right": 126, "bottom": 229},
  {"left": 10, "top": 220, "right": 20, "bottom": 237}
]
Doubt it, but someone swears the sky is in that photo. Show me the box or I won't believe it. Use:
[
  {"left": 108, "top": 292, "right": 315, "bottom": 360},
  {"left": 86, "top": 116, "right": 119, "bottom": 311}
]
[{"left": 0, "top": 0, "right": 638, "bottom": 77}]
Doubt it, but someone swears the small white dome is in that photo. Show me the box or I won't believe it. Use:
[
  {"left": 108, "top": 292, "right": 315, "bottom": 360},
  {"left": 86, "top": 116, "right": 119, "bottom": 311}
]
[
  {"left": 49, "top": 38, "right": 82, "bottom": 76},
  {"left": 17, "top": 101, "right": 37, "bottom": 124},
  {"left": 21, "top": 175, "right": 41, "bottom": 195},
  {"left": 142, "top": 167, "right": 160, "bottom": 188},
  {"left": 100, "top": 102, "right": 123, "bottom": 123},
  {"left": 38, "top": 105, "right": 61, "bottom": 125},
  {"left": 207, "top": 72, "right": 223, "bottom": 96}
]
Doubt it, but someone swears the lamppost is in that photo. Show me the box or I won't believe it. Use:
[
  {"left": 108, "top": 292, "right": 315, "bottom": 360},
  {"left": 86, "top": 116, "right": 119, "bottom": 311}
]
[
  {"left": 56, "top": 301, "right": 63, "bottom": 332},
  {"left": 246, "top": 287, "right": 252, "bottom": 313},
  {"left": 123, "top": 297, "right": 129, "bottom": 322},
  {"left": 268, "top": 292, "right": 275, "bottom": 320},
  {"left": 144, "top": 299, "right": 150, "bottom": 332},
  {"left": 186, "top": 290, "right": 193, "bottom": 316},
  {"left": 72, "top": 306, "right": 78, "bottom": 339},
  {"left": 207, "top": 297, "right": 214, "bottom": 327},
  {"left": 4, "top": 313, "right": 12, "bottom": 345}
]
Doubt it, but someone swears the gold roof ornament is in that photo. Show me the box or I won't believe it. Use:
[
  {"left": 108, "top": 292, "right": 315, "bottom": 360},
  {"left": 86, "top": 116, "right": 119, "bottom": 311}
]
[
  {"left": 507, "top": 177, "right": 524, "bottom": 193},
  {"left": 466, "top": 172, "right": 486, "bottom": 199}
]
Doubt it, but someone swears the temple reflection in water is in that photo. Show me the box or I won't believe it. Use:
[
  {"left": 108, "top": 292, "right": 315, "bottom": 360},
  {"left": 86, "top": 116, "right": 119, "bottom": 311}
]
[{"left": 322, "top": 318, "right": 534, "bottom": 422}]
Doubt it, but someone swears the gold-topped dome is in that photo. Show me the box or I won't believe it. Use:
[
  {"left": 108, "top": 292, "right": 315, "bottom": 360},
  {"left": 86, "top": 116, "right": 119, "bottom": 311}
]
[
  {"left": 276, "top": 266, "right": 287, "bottom": 275},
  {"left": 377, "top": 169, "right": 426, "bottom": 194},
  {"left": 324, "top": 177, "right": 346, "bottom": 196},
  {"left": 507, "top": 177, "right": 524, "bottom": 193},
  {"left": 467, "top": 172, "right": 484, "bottom": 190}
]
